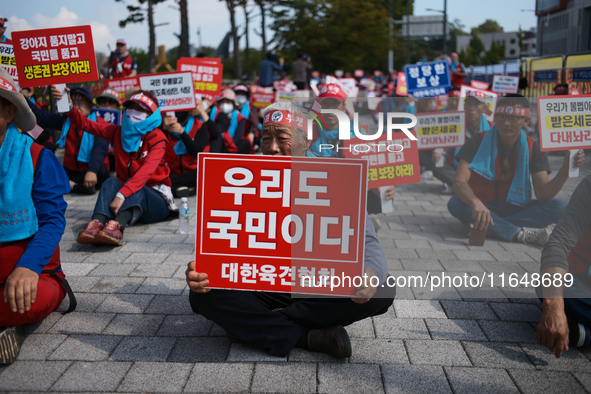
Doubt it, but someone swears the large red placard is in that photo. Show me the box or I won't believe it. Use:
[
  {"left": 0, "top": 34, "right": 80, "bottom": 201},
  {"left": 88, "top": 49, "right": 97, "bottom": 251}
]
[
  {"left": 12, "top": 25, "right": 98, "bottom": 88},
  {"left": 177, "top": 57, "right": 223, "bottom": 96}
]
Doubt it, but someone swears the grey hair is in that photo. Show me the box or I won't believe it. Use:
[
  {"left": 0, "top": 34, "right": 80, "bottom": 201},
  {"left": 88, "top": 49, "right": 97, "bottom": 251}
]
[{"left": 262, "top": 102, "right": 309, "bottom": 142}]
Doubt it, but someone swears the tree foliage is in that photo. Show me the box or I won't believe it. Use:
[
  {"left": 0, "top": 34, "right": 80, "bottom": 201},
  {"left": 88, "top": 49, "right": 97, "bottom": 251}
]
[{"left": 476, "top": 19, "right": 503, "bottom": 34}]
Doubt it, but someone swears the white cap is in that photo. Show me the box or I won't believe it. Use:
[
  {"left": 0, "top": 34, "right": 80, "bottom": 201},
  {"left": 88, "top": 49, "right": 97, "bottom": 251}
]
[{"left": 181, "top": 197, "right": 188, "bottom": 202}]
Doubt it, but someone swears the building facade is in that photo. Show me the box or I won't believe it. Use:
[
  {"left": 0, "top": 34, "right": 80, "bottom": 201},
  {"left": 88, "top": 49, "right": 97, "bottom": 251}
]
[
  {"left": 456, "top": 31, "right": 531, "bottom": 60},
  {"left": 536, "top": 0, "right": 591, "bottom": 55}
]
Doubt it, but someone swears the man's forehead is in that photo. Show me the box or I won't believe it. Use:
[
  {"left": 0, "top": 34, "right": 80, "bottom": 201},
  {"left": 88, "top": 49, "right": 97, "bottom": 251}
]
[{"left": 263, "top": 125, "right": 292, "bottom": 136}]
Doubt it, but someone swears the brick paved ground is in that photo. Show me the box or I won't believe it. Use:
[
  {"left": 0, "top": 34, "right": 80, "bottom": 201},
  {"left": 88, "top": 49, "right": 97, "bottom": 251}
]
[{"left": 1, "top": 155, "right": 590, "bottom": 393}]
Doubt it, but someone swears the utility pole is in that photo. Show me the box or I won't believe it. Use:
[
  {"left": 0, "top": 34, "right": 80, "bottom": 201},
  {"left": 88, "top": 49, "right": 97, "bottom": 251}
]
[
  {"left": 406, "top": 0, "right": 411, "bottom": 64},
  {"left": 443, "top": 0, "right": 447, "bottom": 55},
  {"left": 388, "top": 0, "right": 393, "bottom": 71}
]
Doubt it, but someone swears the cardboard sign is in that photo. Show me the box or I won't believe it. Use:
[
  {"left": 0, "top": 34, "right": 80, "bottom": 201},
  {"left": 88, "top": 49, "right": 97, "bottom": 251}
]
[
  {"left": 458, "top": 85, "right": 498, "bottom": 122},
  {"left": 395, "top": 72, "right": 407, "bottom": 96},
  {"left": 415, "top": 111, "right": 465, "bottom": 150},
  {"left": 0, "top": 43, "right": 17, "bottom": 82},
  {"left": 138, "top": 71, "right": 196, "bottom": 111},
  {"left": 404, "top": 61, "right": 451, "bottom": 98},
  {"left": 492, "top": 75, "right": 519, "bottom": 94},
  {"left": 342, "top": 130, "right": 421, "bottom": 188},
  {"left": 470, "top": 80, "right": 489, "bottom": 90},
  {"left": 177, "top": 57, "right": 223, "bottom": 96},
  {"left": 537, "top": 95, "right": 591, "bottom": 151},
  {"left": 12, "top": 25, "right": 98, "bottom": 89},
  {"left": 105, "top": 76, "right": 140, "bottom": 100},
  {"left": 96, "top": 108, "right": 122, "bottom": 125},
  {"left": 195, "top": 154, "right": 367, "bottom": 296},
  {"left": 251, "top": 92, "right": 275, "bottom": 109}
]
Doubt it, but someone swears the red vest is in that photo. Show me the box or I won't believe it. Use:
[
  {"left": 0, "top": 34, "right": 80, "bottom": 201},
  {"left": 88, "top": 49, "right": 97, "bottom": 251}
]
[
  {"left": 167, "top": 117, "right": 211, "bottom": 176},
  {"left": 62, "top": 116, "right": 110, "bottom": 172},
  {"left": 221, "top": 110, "right": 247, "bottom": 153},
  {"left": 0, "top": 143, "right": 61, "bottom": 284},
  {"left": 111, "top": 127, "right": 175, "bottom": 187},
  {"left": 567, "top": 227, "right": 591, "bottom": 275},
  {"left": 469, "top": 130, "right": 535, "bottom": 203},
  {"left": 451, "top": 62, "right": 465, "bottom": 85},
  {"left": 111, "top": 55, "right": 135, "bottom": 78}
]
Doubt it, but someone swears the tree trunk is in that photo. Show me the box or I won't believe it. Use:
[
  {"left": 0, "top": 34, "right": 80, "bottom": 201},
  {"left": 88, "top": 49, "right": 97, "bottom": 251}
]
[
  {"left": 179, "top": 0, "right": 190, "bottom": 57},
  {"left": 147, "top": 0, "right": 156, "bottom": 71},
  {"left": 244, "top": 5, "right": 250, "bottom": 61},
  {"left": 259, "top": 1, "right": 266, "bottom": 60},
  {"left": 227, "top": 0, "right": 242, "bottom": 78}
]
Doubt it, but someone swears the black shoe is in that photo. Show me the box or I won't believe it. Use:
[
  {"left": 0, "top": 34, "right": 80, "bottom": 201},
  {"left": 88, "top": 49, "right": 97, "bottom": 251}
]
[
  {"left": 175, "top": 186, "right": 195, "bottom": 198},
  {"left": 307, "top": 325, "right": 352, "bottom": 358},
  {"left": 0, "top": 326, "right": 24, "bottom": 365},
  {"left": 569, "top": 321, "right": 591, "bottom": 348}
]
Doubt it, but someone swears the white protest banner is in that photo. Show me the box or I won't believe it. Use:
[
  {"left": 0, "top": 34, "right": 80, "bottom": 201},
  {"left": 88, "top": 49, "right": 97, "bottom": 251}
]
[
  {"left": 0, "top": 43, "right": 17, "bottom": 82},
  {"left": 275, "top": 90, "right": 295, "bottom": 102},
  {"left": 325, "top": 75, "right": 355, "bottom": 97},
  {"left": 458, "top": 85, "right": 498, "bottom": 122},
  {"left": 139, "top": 71, "right": 196, "bottom": 111},
  {"left": 538, "top": 95, "right": 591, "bottom": 152},
  {"left": 492, "top": 75, "right": 519, "bottom": 94},
  {"left": 470, "top": 80, "right": 489, "bottom": 90},
  {"left": 415, "top": 111, "right": 466, "bottom": 150}
]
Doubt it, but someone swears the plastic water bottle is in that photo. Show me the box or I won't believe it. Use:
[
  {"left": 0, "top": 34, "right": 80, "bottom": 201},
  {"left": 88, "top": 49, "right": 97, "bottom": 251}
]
[{"left": 179, "top": 197, "right": 190, "bottom": 234}]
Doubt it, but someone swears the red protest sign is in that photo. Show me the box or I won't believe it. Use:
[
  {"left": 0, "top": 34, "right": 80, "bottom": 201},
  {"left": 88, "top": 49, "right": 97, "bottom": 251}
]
[
  {"left": 105, "top": 76, "right": 140, "bottom": 101},
  {"left": 251, "top": 91, "right": 275, "bottom": 109},
  {"left": 195, "top": 154, "right": 367, "bottom": 296},
  {"left": 395, "top": 72, "right": 407, "bottom": 96},
  {"left": 342, "top": 130, "right": 421, "bottom": 188},
  {"left": 177, "top": 57, "right": 223, "bottom": 96},
  {"left": 12, "top": 25, "right": 98, "bottom": 89}
]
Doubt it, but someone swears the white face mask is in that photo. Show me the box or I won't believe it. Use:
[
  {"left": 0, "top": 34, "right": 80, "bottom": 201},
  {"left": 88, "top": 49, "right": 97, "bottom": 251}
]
[
  {"left": 236, "top": 95, "right": 248, "bottom": 105},
  {"left": 126, "top": 108, "right": 149, "bottom": 123},
  {"left": 220, "top": 103, "right": 234, "bottom": 114},
  {"left": 202, "top": 101, "right": 209, "bottom": 112}
]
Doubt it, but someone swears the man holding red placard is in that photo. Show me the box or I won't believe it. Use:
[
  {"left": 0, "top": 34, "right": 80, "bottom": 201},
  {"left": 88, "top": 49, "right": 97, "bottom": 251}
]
[
  {"left": 186, "top": 102, "right": 394, "bottom": 359},
  {"left": 448, "top": 95, "right": 585, "bottom": 246}
]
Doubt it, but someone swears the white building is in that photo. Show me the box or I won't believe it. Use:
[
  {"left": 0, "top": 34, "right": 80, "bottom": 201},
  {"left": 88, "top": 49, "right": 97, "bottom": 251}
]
[{"left": 456, "top": 31, "right": 535, "bottom": 59}]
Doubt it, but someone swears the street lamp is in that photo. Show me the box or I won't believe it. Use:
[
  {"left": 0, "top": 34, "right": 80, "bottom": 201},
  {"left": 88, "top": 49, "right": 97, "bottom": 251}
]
[{"left": 425, "top": 0, "right": 447, "bottom": 55}]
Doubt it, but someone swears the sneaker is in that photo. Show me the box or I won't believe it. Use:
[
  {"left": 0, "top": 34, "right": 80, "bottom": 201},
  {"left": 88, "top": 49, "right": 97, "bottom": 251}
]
[
  {"left": 0, "top": 326, "right": 24, "bottom": 365},
  {"left": 421, "top": 170, "right": 433, "bottom": 180},
  {"left": 516, "top": 227, "right": 551, "bottom": 246},
  {"left": 442, "top": 183, "right": 454, "bottom": 195},
  {"left": 76, "top": 219, "right": 104, "bottom": 244},
  {"left": 95, "top": 220, "right": 124, "bottom": 246},
  {"left": 569, "top": 321, "right": 591, "bottom": 348}
]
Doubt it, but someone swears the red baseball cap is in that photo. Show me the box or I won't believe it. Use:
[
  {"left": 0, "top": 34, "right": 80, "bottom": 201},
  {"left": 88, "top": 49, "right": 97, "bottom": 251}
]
[
  {"left": 124, "top": 92, "right": 158, "bottom": 113},
  {"left": 319, "top": 83, "right": 346, "bottom": 102},
  {"left": 116, "top": 39, "right": 127, "bottom": 45}
]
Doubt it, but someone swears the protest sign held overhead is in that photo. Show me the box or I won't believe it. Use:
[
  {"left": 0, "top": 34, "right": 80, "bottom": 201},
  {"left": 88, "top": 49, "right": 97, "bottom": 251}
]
[
  {"left": 251, "top": 91, "right": 276, "bottom": 109},
  {"left": 404, "top": 60, "right": 451, "bottom": 98},
  {"left": 458, "top": 84, "right": 498, "bottom": 122},
  {"left": 12, "top": 25, "right": 98, "bottom": 88},
  {"left": 105, "top": 76, "right": 140, "bottom": 100},
  {"left": 415, "top": 111, "right": 466, "bottom": 150},
  {"left": 195, "top": 153, "right": 368, "bottom": 296},
  {"left": 537, "top": 95, "right": 591, "bottom": 152},
  {"left": 0, "top": 43, "right": 17, "bottom": 82},
  {"left": 138, "top": 71, "right": 196, "bottom": 112},
  {"left": 492, "top": 75, "right": 520, "bottom": 94},
  {"left": 177, "top": 57, "right": 223, "bottom": 96}
]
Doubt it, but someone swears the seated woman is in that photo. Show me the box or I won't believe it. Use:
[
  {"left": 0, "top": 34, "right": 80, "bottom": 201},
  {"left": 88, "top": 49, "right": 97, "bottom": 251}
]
[
  {"left": 163, "top": 97, "right": 223, "bottom": 197},
  {"left": 215, "top": 89, "right": 253, "bottom": 154},
  {"left": 51, "top": 88, "right": 176, "bottom": 246},
  {"left": 27, "top": 87, "right": 111, "bottom": 195},
  {"left": 0, "top": 69, "right": 75, "bottom": 365}
]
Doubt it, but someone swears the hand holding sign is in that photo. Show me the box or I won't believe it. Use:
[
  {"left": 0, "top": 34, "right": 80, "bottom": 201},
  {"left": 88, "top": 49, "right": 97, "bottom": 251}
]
[{"left": 565, "top": 149, "right": 585, "bottom": 178}]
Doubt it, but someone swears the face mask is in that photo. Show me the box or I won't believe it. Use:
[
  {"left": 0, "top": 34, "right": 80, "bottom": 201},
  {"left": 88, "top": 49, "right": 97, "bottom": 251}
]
[
  {"left": 126, "top": 108, "right": 149, "bottom": 123},
  {"left": 220, "top": 103, "right": 234, "bottom": 114},
  {"left": 236, "top": 95, "right": 248, "bottom": 105},
  {"left": 202, "top": 102, "right": 209, "bottom": 112}
]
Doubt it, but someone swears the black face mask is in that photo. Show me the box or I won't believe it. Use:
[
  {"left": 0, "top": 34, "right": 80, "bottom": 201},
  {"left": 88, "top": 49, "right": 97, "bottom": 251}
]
[{"left": 176, "top": 111, "right": 190, "bottom": 124}]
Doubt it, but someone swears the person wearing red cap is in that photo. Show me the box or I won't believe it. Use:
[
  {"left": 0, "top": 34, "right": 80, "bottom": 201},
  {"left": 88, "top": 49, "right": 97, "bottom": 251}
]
[
  {"left": 96, "top": 88, "right": 122, "bottom": 110},
  {"left": 234, "top": 85, "right": 260, "bottom": 145},
  {"left": 26, "top": 87, "right": 111, "bottom": 195},
  {"left": 102, "top": 39, "right": 138, "bottom": 78},
  {"left": 0, "top": 17, "right": 11, "bottom": 44},
  {"left": 0, "top": 68, "right": 76, "bottom": 364},
  {"left": 162, "top": 97, "right": 223, "bottom": 197},
  {"left": 448, "top": 95, "right": 585, "bottom": 246},
  {"left": 216, "top": 89, "right": 252, "bottom": 154},
  {"left": 52, "top": 88, "right": 176, "bottom": 246}
]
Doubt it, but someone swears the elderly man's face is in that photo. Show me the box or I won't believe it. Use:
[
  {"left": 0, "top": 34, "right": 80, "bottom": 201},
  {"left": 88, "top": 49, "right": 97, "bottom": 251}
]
[{"left": 261, "top": 125, "right": 310, "bottom": 157}]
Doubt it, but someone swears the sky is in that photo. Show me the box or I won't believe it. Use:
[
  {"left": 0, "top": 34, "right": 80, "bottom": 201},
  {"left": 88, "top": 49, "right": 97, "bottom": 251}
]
[{"left": 2, "top": 0, "right": 538, "bottom": 55}]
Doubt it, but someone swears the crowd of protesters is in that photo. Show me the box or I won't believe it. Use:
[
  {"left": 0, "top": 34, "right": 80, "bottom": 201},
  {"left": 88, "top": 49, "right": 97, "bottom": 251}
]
[{"left": 0, "top": 30, "right": 589, "bottom": 365}]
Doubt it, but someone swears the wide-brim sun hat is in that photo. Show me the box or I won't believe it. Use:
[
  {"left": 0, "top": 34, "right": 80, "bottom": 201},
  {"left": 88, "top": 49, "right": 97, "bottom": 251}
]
[{"left": 0, "top": 67, "right": 36, "bottom": 131}]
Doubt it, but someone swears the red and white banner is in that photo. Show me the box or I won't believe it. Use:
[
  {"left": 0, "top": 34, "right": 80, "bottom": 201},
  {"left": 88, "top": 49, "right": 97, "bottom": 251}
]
[
  {"left": 177, "top": 57, "right": 223, "bottom": 96},
  {"left": 105, "top": 75, "right": 140, "bottom": 100},
  {"left": 538, "top": 95, "right": 591, "bottom": 151},
  {"left": 492, "top": 75, "right": 520, "bottom": 94},
  {"left": 12, "top": 25, "right": 99, "bottom": 88},
  {"left": 459, "top": 84, "right": 498, "bottom": 122},
  {"left": 470, "top": 80, "right": 489, "bottom": 90},
  {"left": 415, "top": 111, "right": 466, "bottom": 150},
  {"left": 195, "top": 154, "right": 368, "bottom": 295},
  {"left": 251, "top": 91, "right": 275, "bottom": 109},
  {"left": 342, "top": 130, "right": 421, "bottom": 188},
  {"left": 138, "top": 71, "right": 196, "bottom": 111}
]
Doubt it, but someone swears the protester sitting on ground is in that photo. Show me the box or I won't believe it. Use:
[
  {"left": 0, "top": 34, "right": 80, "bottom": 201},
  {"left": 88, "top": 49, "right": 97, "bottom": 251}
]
[
  {"left": 216, "top": 89, "right": 252, "bottom": 154},
  {"left": 448, "top": 95, "right": 585, "bottom": 245},
  {"left": 0, "top": 68, "right": 76, "bottom": 365},
  {"left": 52, "top": 87, "right": 177, "bottom": 246},
  {"left": 259, "top": 52, "right": 284, "bottom": 87},
  {"left": 102, "top": 39, "right": 138, "bottom": 78},
  {"left": 536, "top": 175, "right": 591, "bottom": 359},
  {"left": 162, "top": 97, "right": 223, "bottom": 197},
  {"left": 27, "top": 87, "right": 111, "bottom": 195},
  {"left": 234, "top": 85, "right": 260, "bottom": 149},
  {"left": 186, "top": 101, "right": 395, "bottom": 359},
  {"left": 96, "top": 88, "right": 122, "bottom": 110},
  {"left": 431, "top": 94, "right": 493, "bottom": 194}
]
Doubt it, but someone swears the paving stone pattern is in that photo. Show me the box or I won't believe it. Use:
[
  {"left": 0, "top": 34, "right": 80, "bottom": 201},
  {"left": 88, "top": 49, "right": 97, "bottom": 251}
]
[{"left": 1, "top": 156, "right": 590, "bottom": 393}]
